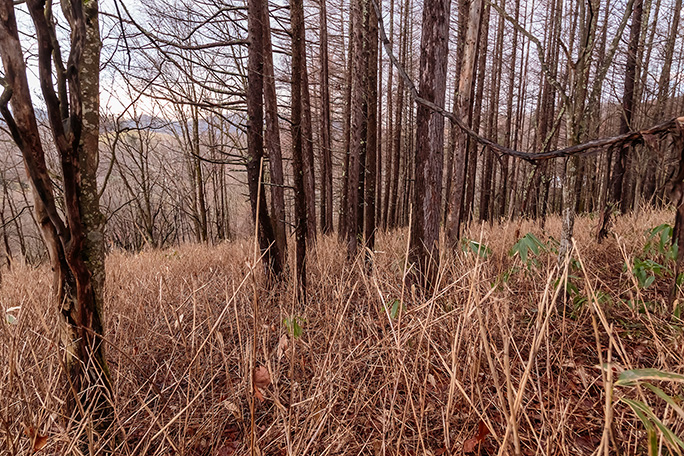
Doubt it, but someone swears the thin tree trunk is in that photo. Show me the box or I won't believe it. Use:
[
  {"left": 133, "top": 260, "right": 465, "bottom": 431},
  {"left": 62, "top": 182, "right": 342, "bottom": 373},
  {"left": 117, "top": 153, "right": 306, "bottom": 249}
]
[
  {"left": 447, "top": 0, "right": 482, "bottom": 248},
  {"left": 261, "top": 0, "right": 288, "bottom": 255},
  {"left": 290, "top": 0, "right": 308, "bottom": 297},
  {"left": 248, "top": 0, "right": 283, "bottom": 278},
  {"left": 365, "top": 0, "right": 379, "bottom": 262}
]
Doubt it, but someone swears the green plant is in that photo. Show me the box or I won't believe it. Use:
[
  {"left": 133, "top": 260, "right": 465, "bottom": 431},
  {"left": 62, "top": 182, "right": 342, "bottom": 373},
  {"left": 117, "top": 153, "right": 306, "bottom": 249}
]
[
  {"left": 509, "top": 232, "right": 546, "bottom": 269},
  {"left": 631, "top": 257, "right": 669, "bottom": 289},
  {"left": 283, "top": 316, "right": 305, "bottom": 338},
  {"left": 645, "top": 224, "right": 678, "bottom": 261},
  {"left": 461, "top": 238, "right": 491, "bottom": 259},
  {"left": 615, "top": 368, "right": 684, "bottom": 455},
  {"left": 384, "top": 299, "right": 405, "bottom": 319}
]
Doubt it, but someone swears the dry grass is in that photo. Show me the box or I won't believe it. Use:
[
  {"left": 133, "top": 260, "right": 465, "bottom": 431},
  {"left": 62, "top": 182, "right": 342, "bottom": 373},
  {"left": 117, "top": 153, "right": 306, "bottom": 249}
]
[{"left": 1, "top": 210, "right": 683, "bottom": 455}]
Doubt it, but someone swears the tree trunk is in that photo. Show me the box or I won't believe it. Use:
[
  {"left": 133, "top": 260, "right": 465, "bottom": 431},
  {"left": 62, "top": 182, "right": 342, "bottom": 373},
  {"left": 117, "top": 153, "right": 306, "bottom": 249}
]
[
  {"left": 409, "top": 0, "right": 451, "bottom": 287},
  {"left": 447, "top": 0, "right": 482, "bottom": 249},
  {"left": 319, "top": 0, "right": 334, "bottom": 234},
  {"left": 365, "top": 1, "right": 379, "bottom": 263},
  {"left": 0, "top": 0, "right": 113, "bottom": 435},
  {"left": 339, "top": 13, "right": 354, "bottom": 237},
  {"left": 301, "top": 54, "right": 318, "bottom": 242},
  {"left": 290, "top": 0, "right": 308, "bottom": 297},
  {"left": 345, "top": 0, "right": 369, "bottom": 257},
  {"left": 248, "top": 0, "right": 283, "bottom": 278},
  {"left": 261, "top": 0, "right": 288, "bottom": 256}
]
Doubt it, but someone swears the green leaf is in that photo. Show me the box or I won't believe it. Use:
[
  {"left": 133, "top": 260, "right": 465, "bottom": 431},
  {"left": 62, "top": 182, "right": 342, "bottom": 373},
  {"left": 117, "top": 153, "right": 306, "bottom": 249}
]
[
  {"left": 622, "top": 398, "right": 655, "bottom": 432},
  {"left": 5, "top": 314, "right": 16, "bottom": 325},
  {"left": 622, "top": 397, "right": 684, "bottom": 451},
  {"left": 643, "top": 275, "right": 656, "bottom": 288},
  {"left": 616, "top": 368, "right": 684, "bottom": 386},
  {"left": 466, "top": 240, "right": 491, "bottom": 259},
  {"left": 643, "top": 383, "right": 684, "bottom": 422},
  {"left": 390, "top": 299, "right": 400, "bottom": 319}
]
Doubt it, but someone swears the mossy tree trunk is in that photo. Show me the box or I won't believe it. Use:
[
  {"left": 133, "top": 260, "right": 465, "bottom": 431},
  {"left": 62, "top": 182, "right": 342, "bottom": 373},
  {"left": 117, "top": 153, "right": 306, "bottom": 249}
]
[{"left": 0, "top": 0, "right": 112, "bottom": 441}]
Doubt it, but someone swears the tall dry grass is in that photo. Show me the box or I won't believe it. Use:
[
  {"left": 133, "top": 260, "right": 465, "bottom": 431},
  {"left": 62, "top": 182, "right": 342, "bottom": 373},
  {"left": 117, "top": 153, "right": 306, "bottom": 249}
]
[{"left": 1, "top": 210, "right": 683, "bottom": 455}]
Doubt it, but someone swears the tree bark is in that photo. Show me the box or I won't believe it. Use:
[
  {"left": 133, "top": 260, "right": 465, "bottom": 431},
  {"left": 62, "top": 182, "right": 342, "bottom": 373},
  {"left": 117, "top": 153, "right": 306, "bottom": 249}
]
[
  {"left": 0, "top": 0, "right": 112, "bottom": 434},
  {"left": 409, "top": 0, "right": 451, "bottom": 287},
  {"left": 345, "top": 0, "right": 369, "bottom": 257},
  {"left": 365, "top": 0, "right": 379, "bottom": 263},
  {"left": 290, "top": 0, "right": 308, "bottom": 297},
  {"left": 247, "top": 0, "right": 283, "bottom": 278},
  {"left": 447, "top": 0, "right": 482, "bottom": 249},
  {"left": 319, "top": 0, "right": 334, "bottom": 234},
  {"left": 261, "top": 0, "right": 288, "bottom": 256}
]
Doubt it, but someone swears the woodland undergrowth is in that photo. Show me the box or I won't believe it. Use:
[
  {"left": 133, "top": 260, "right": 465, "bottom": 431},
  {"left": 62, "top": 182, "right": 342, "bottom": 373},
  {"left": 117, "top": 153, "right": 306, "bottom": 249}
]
[{"left": 1, "top": 209, "right": 683, "bottom": 455}]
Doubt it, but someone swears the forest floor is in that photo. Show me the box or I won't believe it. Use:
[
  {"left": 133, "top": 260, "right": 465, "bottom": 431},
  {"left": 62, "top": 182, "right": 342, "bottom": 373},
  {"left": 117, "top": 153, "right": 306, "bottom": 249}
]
[{"left": 1, "top": 209, "right": 683, "bottom": 456}]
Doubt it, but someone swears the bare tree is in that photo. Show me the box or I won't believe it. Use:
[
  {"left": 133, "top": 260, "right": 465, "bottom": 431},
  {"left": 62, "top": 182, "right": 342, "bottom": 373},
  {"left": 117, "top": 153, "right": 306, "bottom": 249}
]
[
  {"left": 248, "top": 0, "right": 284, "bottom": 278},
  {"left": 0, "top": 0, "right": 112, "bottom": 431},
  {"left": 409, "top": 0, "right": 451, "bottom": 286}
]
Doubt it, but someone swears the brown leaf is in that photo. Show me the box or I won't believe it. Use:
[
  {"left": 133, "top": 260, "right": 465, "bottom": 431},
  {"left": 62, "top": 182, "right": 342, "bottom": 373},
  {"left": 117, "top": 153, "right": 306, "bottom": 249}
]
[
  {"left": 216, "top": 443, "right": 238, "bottom": 456},
  {"left": 476, "top": 420, "right": 490, "bottom": 440},
  {"left": 23, "top": 426, "right": 49, "bottom": 453},
  {"left": 33, "top": 434, "right": 49, "bottom": 452},
  {"left": 463, "top": 420, "right": 489, "bottom": 453},
  {"left": 277, "top": 334, "right": 288, "bottom": 360},
  {"left": 254, "top": 366, "right": 271, "bottom": 389},
  {"left": 254, "top": 387, "right": 265, "bottom": 402},
  {"left": 463, "top": 437, "right": 479, "bottom": 453}
]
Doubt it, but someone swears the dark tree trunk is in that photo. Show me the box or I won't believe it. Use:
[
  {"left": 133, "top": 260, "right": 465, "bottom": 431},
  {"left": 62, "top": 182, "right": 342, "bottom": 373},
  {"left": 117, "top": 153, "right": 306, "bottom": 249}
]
[
  {"left": 409, "top": 0, "right": 451, "bottom": 287},
  {"left": 339, "top": 13, "right": 354, "bottom": 237},
  {"left": 319, "top": 0, "right": 334, "bottom": 234},
  {"left": 0, "top": 0, "right": 112, "bottom": 434},
  {"left": 247, "top": 0, "right": 283, "bottom": 278},
  {"left": 345, "top": 0, "right": 369, "bottom": 258},
  {"left": 261, "top": 0, "right": 288, "bottom": 256},
  {"left": 290, "top": 0, "right": 308, "bottom": 297},
  {"left": 610, "top": 0, "right": 645, "bottom": 216},
  {"left": 365, "top": 1, "right": 379, "bottom": 263}
]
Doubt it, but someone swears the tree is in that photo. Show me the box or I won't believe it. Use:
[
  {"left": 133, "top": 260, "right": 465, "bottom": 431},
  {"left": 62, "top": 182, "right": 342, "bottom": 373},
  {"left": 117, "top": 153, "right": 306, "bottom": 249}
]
[
  {"left": 0, "top": 0, "right": 112, "bottom": 432},
  {"left": 345, "top": 0, "right": 369, "bottom": 258},
  {"left": 261, "top": 0, "right": 287, "bottom": 258},
  {"left": 447, "top": 0, "right": 482, "bottom": 248},
  {"left": 291, "top": 0, "right": 308, "bottom": 296},
  {"left": 410, "top": 0, "right": 451, "bottom": 286},
  {"left": 319, "top": 0, "right": 334, "bottom": 235},
  {"left": 248, "top": 0, "right": 284, "bottom": 278},
  {"left": 365, "top": 0, "right": 379, "bottom": 263},
  {"left": 597, "top": 0, "right": 644, "bottom": 240}
]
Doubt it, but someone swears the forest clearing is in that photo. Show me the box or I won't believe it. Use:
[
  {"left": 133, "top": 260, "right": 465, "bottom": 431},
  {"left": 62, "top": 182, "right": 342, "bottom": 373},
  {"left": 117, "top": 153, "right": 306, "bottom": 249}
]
[{"left": 1, "top": 0, "right": 684, "bottom": 453}]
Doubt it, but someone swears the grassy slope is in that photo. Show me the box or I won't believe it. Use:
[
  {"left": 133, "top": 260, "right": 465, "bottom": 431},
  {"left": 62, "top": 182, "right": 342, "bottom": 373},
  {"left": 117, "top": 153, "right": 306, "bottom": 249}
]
[{"left": 1, "top": 210, "right": 683, "bottom": 455}]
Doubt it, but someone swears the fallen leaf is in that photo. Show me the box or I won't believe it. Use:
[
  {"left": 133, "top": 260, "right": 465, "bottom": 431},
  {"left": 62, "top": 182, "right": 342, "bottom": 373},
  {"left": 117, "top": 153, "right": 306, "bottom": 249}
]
[
  {"left": 476, "top": 420, "right": 490, "bottom": 440},
  {"left": 277, "top": 334, "right": 289, "bottom": 360},
  {"left": 254, "top": 366, "right": 271, "bottom": 388},
  {"left": 33, "top": 434, "right": 49, "bottom": 452},
  {"left": 24, "top": 426, "right": 49, "bottom": 453},
  {"left": 463, "top": 437, "right": 479, "bottom": 453},
  {"left": 216, "top": 442, "right": 238, "bottom": 456},
  {"left": 222, "top": 399, "right": 241, "bottom": 418},
  {"left": 463, "top": 420, "right": 490, "bottom": 453}
]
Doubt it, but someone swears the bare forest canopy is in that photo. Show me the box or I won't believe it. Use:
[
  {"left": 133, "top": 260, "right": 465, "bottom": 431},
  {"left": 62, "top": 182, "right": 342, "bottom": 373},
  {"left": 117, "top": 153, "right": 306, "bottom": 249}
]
[{"left": 0, "top": 0, "right": 680, "bottom": 268}]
